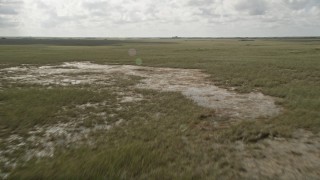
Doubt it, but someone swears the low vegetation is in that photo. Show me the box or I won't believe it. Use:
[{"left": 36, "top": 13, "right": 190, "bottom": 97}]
[{"left": 0, "top": 38, "right": 319, "bottom": 179}]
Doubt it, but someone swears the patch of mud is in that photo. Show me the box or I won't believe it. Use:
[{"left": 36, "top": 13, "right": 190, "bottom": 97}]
[
  {"left": 117, "top": 92, "right": 144, "bottom": 103},
  {"left": 238, "top": 130, "right": 320, "bottom": 179},
  {"left": 0, "top": 101, "right": 125, "bottom": 178},
  {"left": 0, "top": 61, "right": 281, "bottom": 121},
  {"left": 0, "top": 122, "right": 124, "bottom": 179}
]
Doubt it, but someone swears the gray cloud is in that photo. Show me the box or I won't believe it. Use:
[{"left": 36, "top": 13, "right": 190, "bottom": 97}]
[
  {"left": 0, "top": 6, "right": 18, "bottom": 15},
  {"left": 188, "top": 0, "right": 216, "bottom": 6},
  {"left": 82, "top": 0, "right": 161, "bottom": 24},
  {"left": 0, "top": 0, "right": 22, "bottom": 15},
  {"left": 41, "top": 11, "right": 84, "bottom": 28},
  {"left": 82, "top": 0, "right": 110, "bottom": 16},
  {"left": 0, "top": 16, "right": 17, "bottom": 27},
  {"left": 234, "top": 0, "right": 268, "bottom": 15},
  {"left": 0, "top": 0, "right": 23, "bottom": 28},
  {"left": 82, "top": 1, "right": 109, "bottom": 10},
  {"left": 284, "top": 0, "right": 320, "bottom": 10},
  {"left": 27, "top": 0, "right": 85, "bottom": 28},
  {"left": 0, "top": 0, "right": 319, "bottom": 36}
]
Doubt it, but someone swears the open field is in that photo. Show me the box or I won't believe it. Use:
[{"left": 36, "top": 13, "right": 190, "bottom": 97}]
[{"left": 0, "top": 38, "right": 320, "bottom": 179}]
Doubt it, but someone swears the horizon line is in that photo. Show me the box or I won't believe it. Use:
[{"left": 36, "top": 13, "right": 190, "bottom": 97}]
[{"left": 1, "top": 36, "right": 320, "bottom": 39}]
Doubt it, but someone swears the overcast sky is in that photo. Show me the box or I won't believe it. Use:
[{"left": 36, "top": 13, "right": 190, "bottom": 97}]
[{"left": 0, "top": 0, "right": 319, "bottom": 37}]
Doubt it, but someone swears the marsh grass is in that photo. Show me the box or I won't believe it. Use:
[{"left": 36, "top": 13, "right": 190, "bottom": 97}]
[
  {"left": 0, "top": 87, "right": 109, "bottom": 133},
  {"left": 0, "top": 38, "right": 319, "bottom": 178},
  {"left": 9, "top": 90, "right": 243, "bottom": 179}
]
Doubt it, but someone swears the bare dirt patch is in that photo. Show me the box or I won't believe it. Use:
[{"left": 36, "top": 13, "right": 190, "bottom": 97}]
[
  {"left": 238, "top": 130, "right": 320, "bottom": 179},
  {"left": 1, "top": 61, "right": 281, "bottom": 121}
]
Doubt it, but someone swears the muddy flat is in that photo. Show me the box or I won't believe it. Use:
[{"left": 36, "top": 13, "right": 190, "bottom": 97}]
[{"left": 1, "top": 62, "right": 281, "bottom": 121}]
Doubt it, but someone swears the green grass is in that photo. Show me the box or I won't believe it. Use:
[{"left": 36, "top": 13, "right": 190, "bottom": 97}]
[
  {"left": 9, "top": 142, "right": 163, "bottom": 179},
  {"left": 0, "top": 38, "right": 320, "bottom": 179},
  {"left": 0, "top": 87, "right": 110, "bottom": 134},
  {"left": 8, "top": 91, "right": 242, "bottom": 179},
  {"left": 1, "top": 39, "right": 319, "bottom": 131}
]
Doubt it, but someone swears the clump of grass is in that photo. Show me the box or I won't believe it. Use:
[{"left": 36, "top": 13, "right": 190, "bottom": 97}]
[
  {"left": 9, "top": 142, "right": 163, "bottom": 180},
  {"left": 0, "top": 87, "right": 114, "bottom": 134},
  {"left": 9, "top": 91, "right": 244, "bottom": 179}
]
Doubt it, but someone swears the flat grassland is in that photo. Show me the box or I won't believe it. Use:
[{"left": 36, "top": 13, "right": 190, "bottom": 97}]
[{"left": 0, "top": 38, "right": 319, "bottom": 179}]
